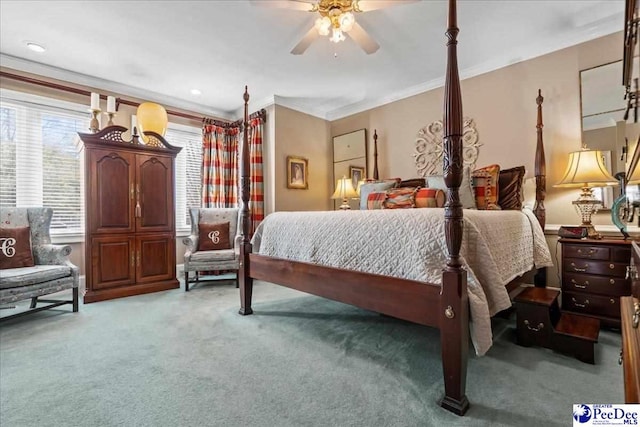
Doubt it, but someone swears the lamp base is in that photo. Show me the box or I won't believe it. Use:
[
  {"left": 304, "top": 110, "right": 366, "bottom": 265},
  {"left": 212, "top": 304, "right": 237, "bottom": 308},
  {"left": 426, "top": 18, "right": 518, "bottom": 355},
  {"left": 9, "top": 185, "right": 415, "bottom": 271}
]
[{"left": 338, "top": 198, "right": 351, "bottom": 210}]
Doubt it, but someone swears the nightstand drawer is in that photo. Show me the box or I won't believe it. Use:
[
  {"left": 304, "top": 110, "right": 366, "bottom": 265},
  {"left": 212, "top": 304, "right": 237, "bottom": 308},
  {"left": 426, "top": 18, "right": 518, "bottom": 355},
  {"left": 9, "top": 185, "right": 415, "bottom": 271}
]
[
  {"left": 563, "top": 244, "right": 610, "bottom": 260},
  {"left": 563, "top": 291, "right": 620, "bottom": 318},
  {"left": 564, "top": 258, "right": 628, "bottom": 277},
  {"left": 612, "top": 247, "right": 632, "bottom": 262},
  {"left": 563, "top": 272, "right": 630, "bottom": 297}
]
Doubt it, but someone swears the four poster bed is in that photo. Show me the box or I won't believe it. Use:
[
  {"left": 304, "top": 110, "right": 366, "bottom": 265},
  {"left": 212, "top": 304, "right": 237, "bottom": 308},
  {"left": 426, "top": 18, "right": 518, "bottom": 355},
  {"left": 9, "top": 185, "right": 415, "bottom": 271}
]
[{"left": 236, "top": 0, "right": 549, "bottom": 416}]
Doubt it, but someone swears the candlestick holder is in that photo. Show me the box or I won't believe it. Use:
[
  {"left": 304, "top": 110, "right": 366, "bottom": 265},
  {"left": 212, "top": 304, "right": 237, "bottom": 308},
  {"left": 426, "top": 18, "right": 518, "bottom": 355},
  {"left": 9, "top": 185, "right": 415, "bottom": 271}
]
[
  {"left": 89, "top": 109, "right": 101, "bottom": 133},
  {"left": 106, "top": 112, "right": 116, "bottom": 127},
  {"left": 130, "top": 126, "right": 141, "bottom": 145}
]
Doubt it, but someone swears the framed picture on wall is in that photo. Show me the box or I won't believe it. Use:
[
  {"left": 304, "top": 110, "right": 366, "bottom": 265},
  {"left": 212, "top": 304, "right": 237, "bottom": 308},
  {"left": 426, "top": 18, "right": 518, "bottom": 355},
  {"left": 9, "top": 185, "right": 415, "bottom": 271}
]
[
  {"left": 349, "top": 166, "right": 365, "bottom": 190},
  {"left": 287, "top": 156, "right": 308, "bottom": 189}
]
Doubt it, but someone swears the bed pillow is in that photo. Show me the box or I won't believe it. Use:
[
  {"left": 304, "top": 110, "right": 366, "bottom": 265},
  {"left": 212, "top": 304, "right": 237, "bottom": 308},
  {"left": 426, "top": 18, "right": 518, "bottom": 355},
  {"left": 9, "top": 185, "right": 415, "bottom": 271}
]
[
  {"left": 415, "top": 188, "right": 446, "bottom": 208},
  {"left": 472, "top": 164, "right": 501, "bottom": 210},
  {"left": 426, "top": 167, "right": 477, "bottom": 209},
  {"left": 198, "top": 222, "right": 231, "bottom": 251},
  {"left": 366, "top": 191, "right": 387, "bottom": 210},
  {"left": 498, "top": 166, "right": 526, "bottom": 210},
  {"left": 384, "top": 187, "right": 417, "bottom": 209},
  {"left": 359, "top": 181, "right": 396, "bottom": 210},
  {"left": 0, "top": 226, "right": 35, "bottom": 269}
]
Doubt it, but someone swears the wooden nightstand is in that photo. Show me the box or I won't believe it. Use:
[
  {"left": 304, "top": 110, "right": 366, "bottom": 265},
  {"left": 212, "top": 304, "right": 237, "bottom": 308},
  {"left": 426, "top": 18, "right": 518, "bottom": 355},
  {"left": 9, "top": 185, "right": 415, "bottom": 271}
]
[{"left": 560, "top": 238, "right": 632, "bottom": 328}]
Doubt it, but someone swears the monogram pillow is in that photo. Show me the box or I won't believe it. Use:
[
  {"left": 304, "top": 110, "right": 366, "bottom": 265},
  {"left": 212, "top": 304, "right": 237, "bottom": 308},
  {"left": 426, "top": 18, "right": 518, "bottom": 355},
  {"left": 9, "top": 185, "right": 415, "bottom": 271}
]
[
  {"left": 0, "top": 227, "right": 35, "bottom": 269},
  {"left": 198, "top": 222, "right": 231, "bottom": 251}
]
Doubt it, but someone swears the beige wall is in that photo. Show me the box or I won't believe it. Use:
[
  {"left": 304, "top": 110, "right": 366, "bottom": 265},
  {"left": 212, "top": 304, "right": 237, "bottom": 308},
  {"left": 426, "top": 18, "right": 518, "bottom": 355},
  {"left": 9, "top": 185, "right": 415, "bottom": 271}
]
[
  {"left": 329, "top": 32, "right": 624, "bottom": 227},
  {"left": 274, "top": 105, "right": 332, "bottom": 211}
]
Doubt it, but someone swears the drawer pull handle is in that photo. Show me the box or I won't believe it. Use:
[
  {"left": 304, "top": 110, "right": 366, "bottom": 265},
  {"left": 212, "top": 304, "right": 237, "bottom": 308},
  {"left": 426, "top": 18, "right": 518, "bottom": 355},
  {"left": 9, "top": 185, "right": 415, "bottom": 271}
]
[
  {"left": 577, "top": 248, "right": 596, "bottom": 256},
  {"left": 572, "top": 297, "right": 589, "bottom": 308},
  {"left": 610, "top": 298, "right": 615, "bottom": 305},
  {"left": 610, "top": 279, "right": 615, "bottom": 285},
  {"left": 570, "top": 278, "right": 588, "bottom": 289},
  {"left": 570, "top": 262, "right": 588, "bottom": 272},
  {"left": 609, "top": 263, "right": 615, "bottom": 270},
  {"left": 523, "top": 320, "right": 544, "bottom": 332},
  {"left": 619, "top": 350, "right": 623, "bottom": 365},
  {"left": 633, "top": 302, "right": 640, "bottom": 329}
]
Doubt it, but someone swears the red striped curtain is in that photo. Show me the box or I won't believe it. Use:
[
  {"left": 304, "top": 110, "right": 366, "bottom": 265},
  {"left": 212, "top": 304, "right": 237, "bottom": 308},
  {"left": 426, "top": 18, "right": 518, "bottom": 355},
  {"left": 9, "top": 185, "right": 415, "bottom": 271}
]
[
  {"left": 247, "top": 117, "right": 264, "bottom": 234},
  {"left": 202, "top": 124, "right": 238, "bottom": 208}
]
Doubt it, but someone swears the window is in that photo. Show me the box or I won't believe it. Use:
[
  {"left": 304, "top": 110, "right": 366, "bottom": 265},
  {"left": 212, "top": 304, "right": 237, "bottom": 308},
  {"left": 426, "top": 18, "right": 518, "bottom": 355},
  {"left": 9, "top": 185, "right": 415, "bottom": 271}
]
[
  {"left": 166, "top": 124, "right": 202, "bottom": 230},
  {"left": 0, "top": 90, "right": 87, "bottom": 235}
]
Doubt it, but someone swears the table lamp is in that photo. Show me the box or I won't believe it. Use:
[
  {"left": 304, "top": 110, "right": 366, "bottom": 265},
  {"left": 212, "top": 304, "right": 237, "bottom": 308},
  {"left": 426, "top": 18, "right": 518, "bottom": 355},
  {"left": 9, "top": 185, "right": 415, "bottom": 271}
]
[
  {"left": 555, "top": 148, "right": 618, "bottom": 239},
  {"left": 331, "top": 176, "right": 358, "bottom": 210}
]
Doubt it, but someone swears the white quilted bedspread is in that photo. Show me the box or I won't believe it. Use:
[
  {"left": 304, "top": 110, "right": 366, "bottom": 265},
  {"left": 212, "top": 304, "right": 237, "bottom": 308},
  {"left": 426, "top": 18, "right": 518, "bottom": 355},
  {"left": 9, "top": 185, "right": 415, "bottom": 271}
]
[{"left": 252, "top": 208, "right": 553, "bottom": 355}]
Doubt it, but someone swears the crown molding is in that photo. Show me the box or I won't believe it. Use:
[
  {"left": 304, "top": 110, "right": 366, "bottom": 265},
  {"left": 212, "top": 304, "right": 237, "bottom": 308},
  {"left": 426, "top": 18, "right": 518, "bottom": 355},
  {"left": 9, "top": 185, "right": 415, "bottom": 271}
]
[
  {"left": 325, "top": 14, "right": 623, "bottom": 121},
  {"left": 0, "top": 53, "right": 235, "bottom": 121}
]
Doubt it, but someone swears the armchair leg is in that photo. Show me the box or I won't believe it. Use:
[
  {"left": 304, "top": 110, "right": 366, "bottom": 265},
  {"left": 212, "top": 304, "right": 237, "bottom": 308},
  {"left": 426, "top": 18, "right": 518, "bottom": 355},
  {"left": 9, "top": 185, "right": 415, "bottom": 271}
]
[
  {"left": 185, "top": 272, "right": 190, "bottom": 292},
  {"left": 236, "top": 271, "right": 239, "bottom": 289},
  {"left": 72, "top": 288, "right": 79, "bottom": 312},
  {"left": 30, "top": 297, "right": 38, "bottom": 309}
]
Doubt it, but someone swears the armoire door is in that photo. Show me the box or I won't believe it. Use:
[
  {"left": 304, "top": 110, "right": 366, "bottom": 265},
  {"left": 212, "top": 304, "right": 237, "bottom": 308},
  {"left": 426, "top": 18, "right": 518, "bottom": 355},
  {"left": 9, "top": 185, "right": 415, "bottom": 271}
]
[
  {"left": 136, "top": 154, "right": 174, "bottom": 233},
  {"left": 88, "top": 149, "right": 136, "bottom": 234},
  {"left": 90, "top": 235, "right": 136, "bottom": 290},
  {"left": 135, "top": 233, "right": 175, "bottom": 284}
]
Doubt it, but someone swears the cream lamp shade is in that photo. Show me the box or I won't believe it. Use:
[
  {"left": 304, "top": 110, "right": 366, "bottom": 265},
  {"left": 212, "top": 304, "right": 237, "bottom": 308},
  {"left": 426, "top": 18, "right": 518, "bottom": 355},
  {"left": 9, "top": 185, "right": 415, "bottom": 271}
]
[
  {"left": 331, "top": 176, "right": 358, "bottom": 210},
  {"left": 136, "top": 102, "right": 168, "bottom": 144},
  {"left": 554, "top": 148, "right": 617, "bottom": 239}
]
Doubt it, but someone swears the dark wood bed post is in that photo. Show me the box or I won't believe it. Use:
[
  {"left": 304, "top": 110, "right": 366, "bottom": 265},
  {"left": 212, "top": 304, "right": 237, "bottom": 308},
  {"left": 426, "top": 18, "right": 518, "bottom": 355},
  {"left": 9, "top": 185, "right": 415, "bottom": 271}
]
[
  {"left": 239, "top": 86, "right": 254, "bottom": 316},
  {"left": 439, "top": 0, "right": 470, "bottom": 416},
  {"left": 533, "top": 89, "right": 547, "bottom": 287},
  {"left": 372, "top": 130, "right": 379, "bottom": 180}
]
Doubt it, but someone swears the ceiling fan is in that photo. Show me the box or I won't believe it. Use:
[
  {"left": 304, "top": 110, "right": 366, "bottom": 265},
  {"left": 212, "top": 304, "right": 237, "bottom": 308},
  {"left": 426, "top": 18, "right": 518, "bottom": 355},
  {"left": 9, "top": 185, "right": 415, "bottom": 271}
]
[{"left": 251, "top": 0, "right": 419, "bottom": 55}]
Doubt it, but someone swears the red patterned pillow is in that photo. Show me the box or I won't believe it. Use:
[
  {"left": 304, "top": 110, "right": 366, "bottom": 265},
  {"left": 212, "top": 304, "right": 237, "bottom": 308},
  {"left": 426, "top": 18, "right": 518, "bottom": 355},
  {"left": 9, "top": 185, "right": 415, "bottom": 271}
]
[
  {"left": 472, "top": 164, "right": 501, "bottom": 210},
  {"left": 0, "top": 227, "right": 35, "bottom": 269},
  {"left": 198, "top": 222, "right": 231, "bottom": 251},
  {"left": 415, "top": 188, "right": 446, "bottom": 208},
  {"left": 384, "top": 187, "right": 417, "bottom": 209},
  {"left": 366, "top": 191, "right": 387, "bottom": 210}
]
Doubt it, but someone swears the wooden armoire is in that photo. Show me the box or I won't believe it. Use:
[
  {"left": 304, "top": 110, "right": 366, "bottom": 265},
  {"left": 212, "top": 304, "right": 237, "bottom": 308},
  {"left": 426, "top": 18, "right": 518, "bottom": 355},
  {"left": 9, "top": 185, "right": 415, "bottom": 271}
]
[{"left": 77, "top": 126, "right": 181, "bottom": 303}]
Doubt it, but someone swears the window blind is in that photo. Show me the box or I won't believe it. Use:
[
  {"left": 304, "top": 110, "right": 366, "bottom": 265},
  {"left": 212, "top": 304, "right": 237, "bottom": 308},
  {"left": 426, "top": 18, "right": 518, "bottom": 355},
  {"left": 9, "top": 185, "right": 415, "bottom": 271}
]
[
  {"left": 166, "top": 125, "right": 202, "bottom": 228},
  {"left": 0, "top": 91, "right": 87, "bottom": 234}
]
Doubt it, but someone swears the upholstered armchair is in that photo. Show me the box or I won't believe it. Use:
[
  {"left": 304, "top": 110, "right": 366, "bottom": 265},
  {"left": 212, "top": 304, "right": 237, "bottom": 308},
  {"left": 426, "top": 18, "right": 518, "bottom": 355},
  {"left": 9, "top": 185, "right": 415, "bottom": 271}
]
[
  {"left": 182, "top": 208, "right": 241, "bottom": 291},
  {"left": 0, "top": 207, "right": 79, "bottom": 321}
]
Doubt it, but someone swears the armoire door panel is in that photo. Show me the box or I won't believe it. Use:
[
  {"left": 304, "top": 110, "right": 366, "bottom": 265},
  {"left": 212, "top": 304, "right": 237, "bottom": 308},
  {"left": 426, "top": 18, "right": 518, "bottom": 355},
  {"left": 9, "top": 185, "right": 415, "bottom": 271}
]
[
  {"left": 91, "top": 236, "right": 136, "bottom": 290},
  {"left": 89, "top": 149, "right": 135, "bottom": 234},
  {"left": 136, "top": 234, "right": 175, "bottom": 283},
  {"left": 136, "top": 154, "right": 174, "bottom": 232}
]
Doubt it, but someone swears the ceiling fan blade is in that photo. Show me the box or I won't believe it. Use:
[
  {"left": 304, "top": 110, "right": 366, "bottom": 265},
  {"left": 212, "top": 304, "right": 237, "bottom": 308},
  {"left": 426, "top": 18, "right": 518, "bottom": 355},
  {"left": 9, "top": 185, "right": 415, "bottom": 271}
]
[
  {"left": 291, "top": 26, "right": 320, "bottom": 55},
  {"left": 347, "top": 22, "right": 379, "bottom": 54},
  {"left": 249, "top": 0, "right": 315, "bottom": 11},
  {"left": 355, "top": 0, "right": 419, "bottom": 12}
]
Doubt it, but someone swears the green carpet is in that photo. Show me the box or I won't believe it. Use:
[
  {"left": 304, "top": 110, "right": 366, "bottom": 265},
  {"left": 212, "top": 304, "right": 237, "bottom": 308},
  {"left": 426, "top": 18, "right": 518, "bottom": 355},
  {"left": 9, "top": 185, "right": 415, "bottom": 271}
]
[{"left": 0, "top": 280, "right": 623, "bottom": 427}]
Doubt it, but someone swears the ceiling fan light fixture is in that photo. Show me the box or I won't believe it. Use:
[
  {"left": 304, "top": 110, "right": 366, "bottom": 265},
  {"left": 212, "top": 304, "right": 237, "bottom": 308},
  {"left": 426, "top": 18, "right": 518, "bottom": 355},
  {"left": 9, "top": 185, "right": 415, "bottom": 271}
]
[
  {"left": 339, "top": 12, "right": 355, "bottom": 32},
  {"left": 330, "top": 28, "right": 346, "bottom": 44},
  {"left": 315, "top": 16, "right": 331, "bottom": 35}
]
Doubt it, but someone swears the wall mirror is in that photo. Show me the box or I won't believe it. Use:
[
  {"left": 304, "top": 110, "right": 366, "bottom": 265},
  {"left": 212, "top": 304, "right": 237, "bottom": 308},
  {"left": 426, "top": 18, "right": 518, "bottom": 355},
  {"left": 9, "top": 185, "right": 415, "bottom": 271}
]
[
  {"left": 580, "top": 59, "right": 639, "bottom": 208},
  {"left": 333, "top": 129, "right": 367, "bottom": 210}
]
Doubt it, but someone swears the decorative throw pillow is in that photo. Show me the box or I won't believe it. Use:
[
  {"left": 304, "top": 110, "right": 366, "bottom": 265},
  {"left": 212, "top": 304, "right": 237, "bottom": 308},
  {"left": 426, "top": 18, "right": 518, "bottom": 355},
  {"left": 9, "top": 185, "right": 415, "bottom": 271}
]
[
  {"left": 498, "top": 166, "right": 526, "bottom": 210},
  {"left": 426, "top": 167, "right": 477, "bottom": 209},
  {"left": 415, "top": 188, "right": 446, "bottom": 208},
  {"left": 197, "top": 222, "right": 231, "bottom": 251},
  {"left": 399, "top": 178, "right": 426, "bottom": 188},
  {"left": 359, "top": 181, "right": 397, "bottom": 210},
  {"left": 472, "top": 164, "right": 501, "bottom": 210},
  {"left": 366, "top": 191, "right": 387, "bottom": 210},
  {"left": 384, "top": 187, "right": 417, "bottom": 209},
  {"left": 0, "top": 227, "right": 35, "bottom": 269}
]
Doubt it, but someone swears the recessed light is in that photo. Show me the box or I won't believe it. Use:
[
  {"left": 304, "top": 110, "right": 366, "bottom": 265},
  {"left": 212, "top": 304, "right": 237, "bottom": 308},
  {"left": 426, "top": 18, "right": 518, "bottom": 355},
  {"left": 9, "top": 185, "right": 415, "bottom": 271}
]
[
  {"left": 26, "top": 42, "right": 46, "bottom": 53},
  {"left": 190, "top": 89, "right": 201, "bottom": 96}
]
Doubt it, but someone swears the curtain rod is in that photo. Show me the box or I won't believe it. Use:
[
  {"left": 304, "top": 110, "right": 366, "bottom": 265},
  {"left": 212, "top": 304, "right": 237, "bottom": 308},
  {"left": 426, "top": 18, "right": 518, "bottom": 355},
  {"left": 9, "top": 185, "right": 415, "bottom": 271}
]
[
  {"left": 204, "top": 109, "right": 266, "bottom": 128},
  {"left": 0, "top": 70, "right": 223, "bottom": 123}
]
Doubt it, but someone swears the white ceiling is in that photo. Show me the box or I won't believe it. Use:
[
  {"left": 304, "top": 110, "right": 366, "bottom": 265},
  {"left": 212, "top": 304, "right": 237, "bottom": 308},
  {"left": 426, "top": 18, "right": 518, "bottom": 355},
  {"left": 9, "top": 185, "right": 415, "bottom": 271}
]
[{"left": 0, "top": 0, "right": 626, "bottom": 121}]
